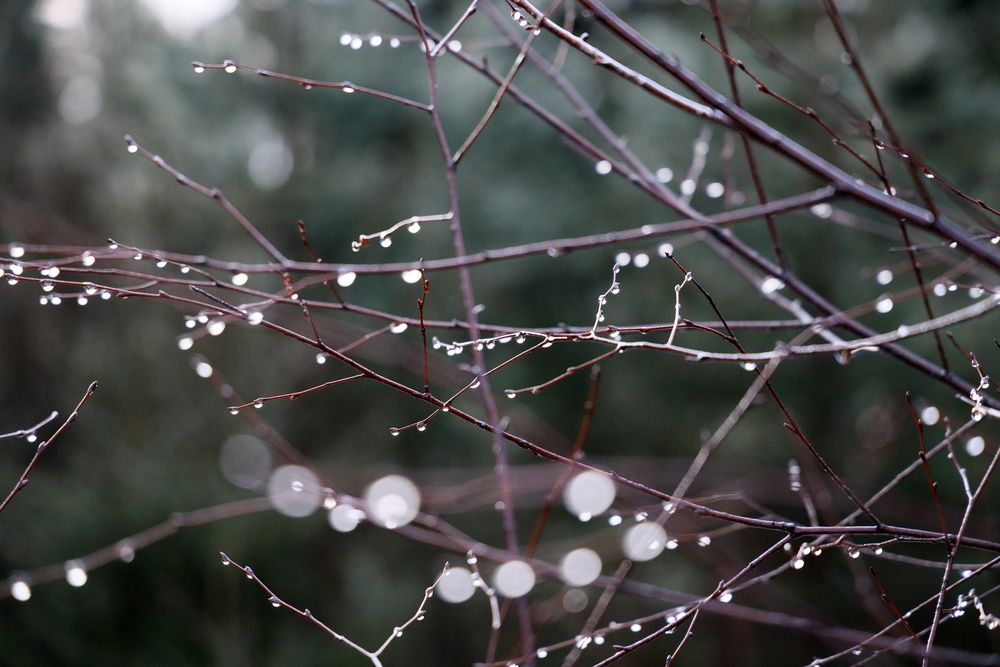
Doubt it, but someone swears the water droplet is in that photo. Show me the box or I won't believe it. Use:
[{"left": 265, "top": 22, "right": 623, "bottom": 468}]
[
  {"left": 595, "top": 160, "right": 612, "bottom": 175},
  {"left": 408, "top": 222, "right": 421, "bottom": 233},
  {"left": 697, "top": 535, "right": 711, "bottom": 547},
  {"left": 328, "top": 504, "right": 363, "bottom": 532},
  {"left": 741, "top": 362, "right": 757, "bottom": 372},
  {"left": 705, "top": 182, "right": 724, "bottom": 198},
  {"left": 365, "top": 475, "right": 420, "bottom": 529},
  {"left": 253, "top": 399, "right": 264, "bottom": 410},
  {"left": 504, "top": 389, "right": 516, "bottom": 399},
  {"left": 390, "top": 37, "right": 401, "bottom": 48},
  {"left": 193, "top": 64, "right": 205, "bottom": 74},
  {"left": 247, "top": 311, "right": 264, "bottom": 325},
  {"left": 81, "top": 252, "right": 95, "bottom": 266},
  {"left": 10, "top": 579, "right": 31, "bottom": 602},
  {"left": 268, "top": 465, "right": 322, "bottom": 517},
  {"left": 77, "top": 296, "right": 88, "bottom": 306},
  {"left": 875, "top": 297, "right": 893, "bottom": 314},
  {"left": 9, "top": 245, "right": 25, "bottom": 258},
  {"left": 231, "top": 272, "right": 248, "bottom": 286},
  {"left": 876, "top": 269, "right": 893, "bottom": 285},
  {"left": 336, "top": 271, "right": 356, "bottom": 287},
  {"left": 342, "top": 86, "right": 355, "bottom": 94},
  {"left": 655, "top": 167, "right": 673, "bottom": 183},
  {"left": 493, "top": 560, "right": 536, "bottom": 598},
  {"left": 65, "top": 561, "right": 88, "bottom": 587},
  {"left": 966, "top": 436, "right": 985, "bottom": 457},
  {"left": 178, "top": 337, "right": 194, "bottom": 351},
  {"left": 760, "top": 276, "right": 785, "bottom": 294},
  {"left": 719, "top": 591, "right": 733, "bottom": 603},
  {"left": 623, "top": 523, "right": 666, "bottom": 561},
  {"left": 808, "top": 204, "right": 833, "bottom": 221},
  {"left": 41, "top": 280, "right": 54, "bottom": 292},
  {"left": 207, "top": 319, "right": 226, "bottom": 336},
  {"left": 389, "top": 427, "right": 400, "bottom": 437},
  {"left": 401, "top": 269, "right": 422, "bottom": 284},
  {"left": 315, "top": 353, "right": 327, "bottom": 365},
  {"left": 223, "top": 60, "right": 237, "bottom": 74},
  {"left": 390, "top": 322, "right": 408, "bottom": 334},
  {"left": 920, "top": 406, "right": 940, "bottom": 425},
  {"left": 379, "top": 235, "right": 391, "bottom": 247}
]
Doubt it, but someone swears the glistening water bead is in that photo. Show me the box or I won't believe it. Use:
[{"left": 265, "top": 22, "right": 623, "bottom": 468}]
[
  {"left": 65, "top": 561, "right": 88, "bottom": 588},
  {"left": 10, "top": 580, "right": 31, "bottom": 602},
  {"left": 435, "top": 567, "right": 475, "bottom": 603},
  {"left": 493, "top": 560, "right": 535, "bottom": 598}
]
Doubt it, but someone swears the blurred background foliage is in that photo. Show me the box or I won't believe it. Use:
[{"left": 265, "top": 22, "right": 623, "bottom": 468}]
[{"left": 1, "top": 0, "right": 999, "bottom": 664}]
